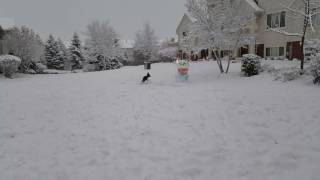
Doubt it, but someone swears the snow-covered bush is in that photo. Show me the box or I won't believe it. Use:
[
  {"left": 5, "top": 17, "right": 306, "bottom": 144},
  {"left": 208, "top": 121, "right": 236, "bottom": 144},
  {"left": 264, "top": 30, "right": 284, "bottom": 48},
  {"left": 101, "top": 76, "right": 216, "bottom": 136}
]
[
  {"left": 0, "top": 55, "right": 21, "bottom": 78},
  {"left": 241, "top": 54, "right": 262, "bottom": 77},
  {"left": 273, "top": 67, "right": 301, "bottom": 82},
  {"left": 158, "top": 47, "right": 177, "bottom": 62},
  {"left": 83, "top": 54, "right": 123, "bottom": 72},
  {"left": 1, "top": 26, "right": 44, "bottom": 72},
  {"left": 83, "top": 63, "right": 97, "bottom": 72},
  {"left": 310, "top": 54, "right": 320, "bottom": 85},
  {"left": 28, "top": 62, "right": 47, "bottom": 74}
]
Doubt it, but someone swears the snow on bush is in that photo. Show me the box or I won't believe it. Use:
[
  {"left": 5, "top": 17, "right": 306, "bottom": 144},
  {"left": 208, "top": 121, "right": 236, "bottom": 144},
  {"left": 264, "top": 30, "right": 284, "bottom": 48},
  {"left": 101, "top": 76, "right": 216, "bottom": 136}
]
[
  {"left": 241, "top": 54, "right": 262, "bottom": 77},
  {"left": 0, "top": 55, "right": 22, "bottom": 78},
  {"left": 310, "top": 54, "right": 320, "bottom": 85},
  {"left": 83, "top": 55, "right": 123, "bottom": 72},
  {"left": 158, "top": 47, "right": 177, "bottom": 62},
  {"left": 272, "top": 67, "right": 301, "bottom": 82}
]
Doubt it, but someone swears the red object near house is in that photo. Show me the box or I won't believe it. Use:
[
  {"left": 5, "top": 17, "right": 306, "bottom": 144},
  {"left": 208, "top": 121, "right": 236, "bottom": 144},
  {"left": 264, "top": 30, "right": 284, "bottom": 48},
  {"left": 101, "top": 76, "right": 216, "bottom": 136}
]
[{"left": 287, "top": 41, "right": 302, "bottom": 60}]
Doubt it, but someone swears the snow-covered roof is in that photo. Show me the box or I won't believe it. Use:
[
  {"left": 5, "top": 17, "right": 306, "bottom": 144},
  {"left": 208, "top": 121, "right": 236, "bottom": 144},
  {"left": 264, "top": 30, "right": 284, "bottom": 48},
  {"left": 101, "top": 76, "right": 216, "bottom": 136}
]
[
  {"left": 185, "top": 12, "right": 197, "bottom": 23},
  {"left": 176, "top": 13, "right": 196, "bottom": 35},
  {"left": 119, "top": 40, "right": 135, "bottom": 49},
  {"left": 245, "top": 0, "right": 264, "bottom": 14}
]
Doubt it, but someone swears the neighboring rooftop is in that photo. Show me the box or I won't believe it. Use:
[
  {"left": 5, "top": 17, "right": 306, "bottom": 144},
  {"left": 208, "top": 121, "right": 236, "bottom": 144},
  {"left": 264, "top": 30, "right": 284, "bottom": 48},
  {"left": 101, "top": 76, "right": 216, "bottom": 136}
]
[{"left": 118, "top": 39, "right": 135, "bottom": 49}]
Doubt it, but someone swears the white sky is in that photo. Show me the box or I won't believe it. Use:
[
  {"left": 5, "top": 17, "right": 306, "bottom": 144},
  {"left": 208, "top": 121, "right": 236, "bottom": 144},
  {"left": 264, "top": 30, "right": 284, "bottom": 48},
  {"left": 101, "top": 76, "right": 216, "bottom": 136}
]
[{"left": 0, "top": 0, "right": 186, "bottom": 41}]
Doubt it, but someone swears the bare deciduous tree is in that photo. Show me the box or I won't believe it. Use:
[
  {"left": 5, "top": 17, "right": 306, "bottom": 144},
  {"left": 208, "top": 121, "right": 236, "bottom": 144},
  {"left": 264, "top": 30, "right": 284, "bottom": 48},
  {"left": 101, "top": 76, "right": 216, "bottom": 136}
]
[{"left": 185, "top": 0, "right": 255, "bottom": 73}]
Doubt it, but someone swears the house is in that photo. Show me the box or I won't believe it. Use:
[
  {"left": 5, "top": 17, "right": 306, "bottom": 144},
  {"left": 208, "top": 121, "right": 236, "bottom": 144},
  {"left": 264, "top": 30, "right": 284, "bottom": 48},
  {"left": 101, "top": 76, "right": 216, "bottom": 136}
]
[
  {"left": 118, "top": 39, "right": 135, "bottom": 62},
  {"left": 212, "top": 0, "right": 320, "bottom": 59},
  {"left": 176, "top": 13, "right": 210, "bottom": 60},
  {"left": 253, "top": 0, "right": 320, "bottom": 60},
  {"left": 181, "top": 0, "right": 320, "bottom": 60}
]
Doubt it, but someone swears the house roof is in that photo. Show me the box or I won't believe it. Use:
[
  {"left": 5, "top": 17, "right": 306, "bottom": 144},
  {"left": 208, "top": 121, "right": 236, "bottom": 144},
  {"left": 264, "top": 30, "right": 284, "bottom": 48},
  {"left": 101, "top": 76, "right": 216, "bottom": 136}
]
[
  {"left": 119, "top": 39, "right": 135, "bottom": 49},
  {"left": 176, "top": 13, "right": 195, "bottom": 35},
  {"left": 244, "top": 0, "right": 264, "bottom": 14}
]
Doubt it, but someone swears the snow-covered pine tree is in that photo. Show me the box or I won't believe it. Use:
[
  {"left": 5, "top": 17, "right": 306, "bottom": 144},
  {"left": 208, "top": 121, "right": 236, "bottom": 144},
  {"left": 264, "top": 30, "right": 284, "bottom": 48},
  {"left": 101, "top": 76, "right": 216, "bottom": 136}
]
[
  {"left": 69, "top": 32, "right": 83, "bottom": 70},
  {"left": 133, "top": 23, "right": 158, "bottom": 63},
  {"left": 57, "top": 38, "right": 68, "bottom": 70},
  {"left": 45, "top": 35, "right": 64, "bottom": 70}
]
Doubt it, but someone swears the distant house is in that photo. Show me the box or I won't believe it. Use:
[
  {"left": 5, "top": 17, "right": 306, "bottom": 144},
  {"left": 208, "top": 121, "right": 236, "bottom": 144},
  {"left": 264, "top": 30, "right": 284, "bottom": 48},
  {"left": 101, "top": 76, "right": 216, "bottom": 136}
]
[
  {"left": 179, "top": 0, "right": 320, "bottom": 60},
  {"left": 210, "top": 0, "right": 320, "bottom": 59},
  {"left": 118, "top": 39, "right": 135, "bottom": 62}
]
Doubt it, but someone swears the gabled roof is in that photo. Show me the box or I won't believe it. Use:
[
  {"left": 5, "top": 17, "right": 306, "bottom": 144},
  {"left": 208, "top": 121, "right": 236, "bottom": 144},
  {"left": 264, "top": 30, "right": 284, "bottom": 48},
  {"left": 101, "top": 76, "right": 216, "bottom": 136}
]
[
  {"left": 185, "top": 12, "right": 197, "bottom": 23},
  {"left": 176, "top": 13, "right": 196, "bottom": 35},
  {"left": 245, "top": 0, "right": 264, "bottom": 14},
  {"left": 119, "top": 39, "right": 135, "bottom": 49}
]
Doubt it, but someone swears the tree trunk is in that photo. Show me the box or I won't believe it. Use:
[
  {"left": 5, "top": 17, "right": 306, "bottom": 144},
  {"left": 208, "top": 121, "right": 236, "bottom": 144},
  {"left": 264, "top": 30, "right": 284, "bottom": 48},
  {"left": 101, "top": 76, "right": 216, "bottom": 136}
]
[
  {"left": 226, "top": 48, "right": 232, "bottom": 73},
  {"left": 300, "top": 0, "right": 310, "bottom": 71},
  {"left": 213, "top": 50, "right": 224, "bottom": 73}
]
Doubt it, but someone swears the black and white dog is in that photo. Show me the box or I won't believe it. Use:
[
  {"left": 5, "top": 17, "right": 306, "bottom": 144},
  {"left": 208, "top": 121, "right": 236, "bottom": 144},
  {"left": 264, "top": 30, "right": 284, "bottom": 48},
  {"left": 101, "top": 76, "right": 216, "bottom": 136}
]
[{"left": 141, "top": 72, "right": 151, "bottom": 83}]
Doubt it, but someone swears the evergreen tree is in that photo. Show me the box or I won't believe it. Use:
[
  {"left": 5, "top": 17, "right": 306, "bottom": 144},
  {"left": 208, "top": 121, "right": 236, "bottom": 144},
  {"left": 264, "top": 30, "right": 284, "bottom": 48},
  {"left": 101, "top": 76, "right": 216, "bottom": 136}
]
[
  {"left": 45, "top": 35, "right": 64, "bottom": 70},
  {"left": 57, "top": 38, "right": 68, "bottom": 70},
  {"left": 69, "top": 32, "right": 83, "bottom": 69}
]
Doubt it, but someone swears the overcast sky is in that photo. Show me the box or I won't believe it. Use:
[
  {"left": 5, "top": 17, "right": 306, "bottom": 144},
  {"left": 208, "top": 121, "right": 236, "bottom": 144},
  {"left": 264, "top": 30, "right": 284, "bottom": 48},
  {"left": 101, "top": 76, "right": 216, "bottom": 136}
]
[{"left": 0, "top": 0, "right": 186, "bottom": 42}]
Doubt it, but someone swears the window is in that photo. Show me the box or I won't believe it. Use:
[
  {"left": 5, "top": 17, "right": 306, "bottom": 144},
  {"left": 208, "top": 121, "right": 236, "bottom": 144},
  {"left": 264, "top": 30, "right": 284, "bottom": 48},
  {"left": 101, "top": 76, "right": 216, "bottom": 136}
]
[
  {"left": 267, "top": 11, "right": 286, "bottom": 28},
  {"left": 266, "top": 47, "right": 285, "bottom": 57},
  {"left": 182, "top": 32, "right": 187, "bottom": 37},
  {"left": 312, "top": 13, "right": 320, "bottom": 26}
]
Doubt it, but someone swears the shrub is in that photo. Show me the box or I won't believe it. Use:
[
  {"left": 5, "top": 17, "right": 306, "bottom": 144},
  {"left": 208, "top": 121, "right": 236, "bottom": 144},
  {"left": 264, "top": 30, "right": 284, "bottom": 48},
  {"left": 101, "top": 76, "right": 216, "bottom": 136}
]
[
  {"left": 310, "top": 54, "right": 320, "bottom": 85},
  {"left": 158, "top": 47, "right": 177, "bottom": 62},
  {"left": 83, "top": 55, "right": 123, "bottom": 72},
  {"left": 241, "top": 54, "right": 262, "bottom": 77},
  {"left": 273, "top": 67, "right": 301, "bottom": 82},
  {"left": 0, "top": 55, "right": 22, "bottom": 78},
  {"left": 83, "top": 63, "right": 97, "bottom": 72}
]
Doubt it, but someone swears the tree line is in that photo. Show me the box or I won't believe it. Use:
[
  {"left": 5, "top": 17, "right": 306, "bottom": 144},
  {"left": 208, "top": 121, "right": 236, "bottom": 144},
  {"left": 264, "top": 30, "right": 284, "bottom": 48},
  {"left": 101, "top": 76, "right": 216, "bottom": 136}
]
[{"left": 0, "top": 20, "right": 169, "bottom": 74}]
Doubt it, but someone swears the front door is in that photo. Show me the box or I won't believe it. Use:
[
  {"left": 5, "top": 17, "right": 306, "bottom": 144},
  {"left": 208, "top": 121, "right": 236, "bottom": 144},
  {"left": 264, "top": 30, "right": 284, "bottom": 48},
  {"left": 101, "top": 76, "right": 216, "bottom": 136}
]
[
  {"left": 287, "top": 41, "right": 302, "bottom": 60},
  {"left": 240, "top": 45, "right": 249, "bottom": 57},
  {"left": 256, "top": 44, "right": 264, "bottom": 58}
]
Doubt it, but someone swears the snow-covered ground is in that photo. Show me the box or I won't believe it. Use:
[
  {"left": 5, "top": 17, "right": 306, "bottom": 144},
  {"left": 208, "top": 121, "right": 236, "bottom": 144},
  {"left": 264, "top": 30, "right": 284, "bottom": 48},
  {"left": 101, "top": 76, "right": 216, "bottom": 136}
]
[{"left": 0, "top": 61, "right": 319, "bottom": 180}]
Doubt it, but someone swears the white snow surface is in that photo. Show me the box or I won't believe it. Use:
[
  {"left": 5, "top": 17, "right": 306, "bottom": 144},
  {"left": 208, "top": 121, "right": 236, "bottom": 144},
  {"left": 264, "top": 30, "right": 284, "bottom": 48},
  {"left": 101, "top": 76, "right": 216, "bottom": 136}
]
[{"left": 0, "top": 61, "right": 320, "bottom": 180}]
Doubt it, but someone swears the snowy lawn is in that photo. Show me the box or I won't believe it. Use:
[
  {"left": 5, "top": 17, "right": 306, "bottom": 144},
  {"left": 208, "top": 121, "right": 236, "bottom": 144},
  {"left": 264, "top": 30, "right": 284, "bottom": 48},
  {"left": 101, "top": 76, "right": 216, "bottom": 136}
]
[{"left": 0, "top": 61, "right": 319, "bottom": 180}]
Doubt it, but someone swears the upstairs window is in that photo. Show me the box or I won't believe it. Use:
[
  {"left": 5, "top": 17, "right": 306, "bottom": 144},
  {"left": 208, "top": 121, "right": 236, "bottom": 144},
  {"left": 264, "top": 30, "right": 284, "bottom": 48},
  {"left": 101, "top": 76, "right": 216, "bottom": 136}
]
[
  {"left": 182, "top": 32, "right": 187, "bottom": 37},
  {"left": 267, "top": 11, "right": 286, "bottom": 28},
  {"left": 312, "top": 13, "right": 320, "bottom": 26}
]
